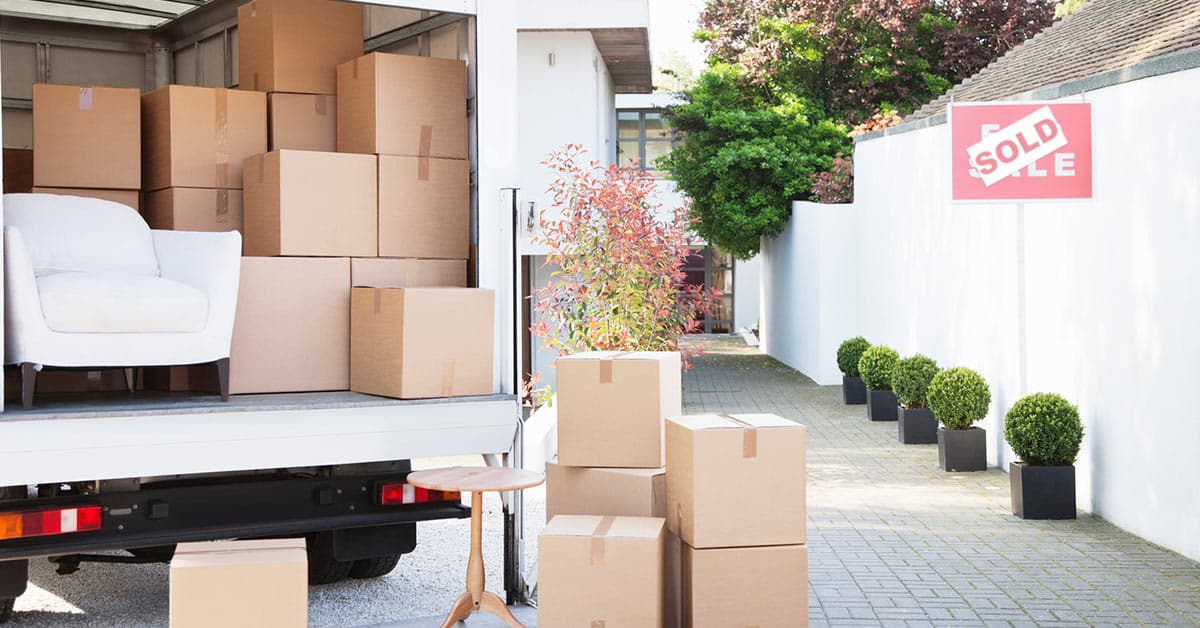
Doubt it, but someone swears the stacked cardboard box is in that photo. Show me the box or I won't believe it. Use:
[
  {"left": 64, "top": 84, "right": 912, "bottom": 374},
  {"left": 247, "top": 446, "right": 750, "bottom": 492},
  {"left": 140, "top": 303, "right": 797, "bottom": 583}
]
[
  {"left": 666, "top": 413, "right": 809, "bottom": 627},
  {"left": 538, "top": 352, "right": 681, "bottom": 625},
  {"left": 31, "top": 83, "right": 140, "bottom": 209}
]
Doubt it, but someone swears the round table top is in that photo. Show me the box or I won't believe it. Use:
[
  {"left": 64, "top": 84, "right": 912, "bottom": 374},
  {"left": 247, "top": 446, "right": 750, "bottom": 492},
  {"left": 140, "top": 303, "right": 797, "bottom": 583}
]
[{"left": 406, "top": 466, "right": 545, "bottom": 493}]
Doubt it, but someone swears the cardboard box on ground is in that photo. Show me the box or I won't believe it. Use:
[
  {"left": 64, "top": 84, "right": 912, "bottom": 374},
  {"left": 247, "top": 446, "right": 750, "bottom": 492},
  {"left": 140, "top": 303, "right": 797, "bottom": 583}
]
[
  {"left": 555, "top": 352, "right": 682, "bottom": 468},
  {"left": 680, "top": 543, "right": 808, "bottom": 628},
  {"left": 666, "top": 413, "right": 807, "bottom": 548},
  {"left": 169, "top": 538, "right": 307, "bottom": 628},
  {"left": 537, "top": 515, "right": 664, "bottom": 628},
  {"left": 350, "top": 288, "right": 494, "bottom": 399},
  {"left": 243, "top": 150, "right": 377, "bottom": 257},
  {"left": 31, "top": 84, "right": 140, "bottom": 190}
]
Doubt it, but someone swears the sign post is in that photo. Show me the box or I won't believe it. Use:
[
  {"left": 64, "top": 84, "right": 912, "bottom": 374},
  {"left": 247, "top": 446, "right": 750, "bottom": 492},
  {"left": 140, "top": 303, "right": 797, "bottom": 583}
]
[{"left": 949, "top": 102, "right": 1093, "bottom": 398}]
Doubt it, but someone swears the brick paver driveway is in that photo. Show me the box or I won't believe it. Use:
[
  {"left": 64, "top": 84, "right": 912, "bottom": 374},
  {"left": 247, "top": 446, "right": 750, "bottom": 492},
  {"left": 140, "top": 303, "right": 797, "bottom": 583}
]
[{"left": 683, "top": 336, "right": 1200, "bottom": 627}]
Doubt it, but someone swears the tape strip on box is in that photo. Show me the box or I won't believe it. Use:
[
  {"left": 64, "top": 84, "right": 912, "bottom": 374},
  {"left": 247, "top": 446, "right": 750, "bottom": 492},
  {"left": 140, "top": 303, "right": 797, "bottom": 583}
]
[
  {"left": 214, "top": 89, "right": 231, "bottom": 188},
  {"left": 441, "top": 359, "right": 456, "bottom": 396},
  {"left": 417, "top": 125, "right": 433, "bottom": 181},
  {"left": 719, "top": 414, "right": 758, "bottom": 459},
  {"left": 589, "top": 515, "right": 616, "bottom": 566}
]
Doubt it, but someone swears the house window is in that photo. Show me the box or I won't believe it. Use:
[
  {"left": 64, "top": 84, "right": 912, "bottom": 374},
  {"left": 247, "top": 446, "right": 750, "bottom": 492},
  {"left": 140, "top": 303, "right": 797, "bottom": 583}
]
[{"left": 617, "top": 110, "right": 676, "bottom": 173}]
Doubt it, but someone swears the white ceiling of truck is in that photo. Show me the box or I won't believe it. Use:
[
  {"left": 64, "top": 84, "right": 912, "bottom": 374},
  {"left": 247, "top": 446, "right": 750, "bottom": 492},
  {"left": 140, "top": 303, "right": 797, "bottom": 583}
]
[{"left": 0, "top": 0, "right": 212, "bottom": 29}]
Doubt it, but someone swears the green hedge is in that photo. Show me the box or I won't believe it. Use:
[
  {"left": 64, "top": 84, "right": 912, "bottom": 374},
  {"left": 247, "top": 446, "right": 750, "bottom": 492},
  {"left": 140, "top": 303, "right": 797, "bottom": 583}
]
[
  {"left": 858, "top": 345, "right": 899, "bottom": 390},
  {"left": 893, "top": 354, "right": 939, "bottom": 409},
  {"left": 836, "top": 337, "right": 870, "bottom": 377},
  {"left": 1004, "top": 393, "right": 1084, "bottom": 465},
  {"left": 927, "top": 367, "right": 990, "bottom": 429}
]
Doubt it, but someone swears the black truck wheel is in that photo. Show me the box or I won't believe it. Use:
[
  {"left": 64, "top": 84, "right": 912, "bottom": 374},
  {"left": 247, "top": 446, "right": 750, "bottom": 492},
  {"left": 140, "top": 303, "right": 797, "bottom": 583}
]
[
  {"left": 0, "top": 598, "right": 13, "bottom": 623},
  {"left": 306, "top": 532, "right": 353, "bottom": 585},
  {"left": 348, "top": 555, "right": 401, "bottom": 579}
]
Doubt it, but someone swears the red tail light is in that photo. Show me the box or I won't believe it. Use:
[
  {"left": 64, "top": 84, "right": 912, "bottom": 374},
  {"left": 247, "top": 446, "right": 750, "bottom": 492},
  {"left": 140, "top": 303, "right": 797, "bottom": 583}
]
[
  {"left": 378, "top": 483, "right": 461, "bottom": 506},
  {"left": 0, "top": 506, "right": 102, "bottom": 540}
]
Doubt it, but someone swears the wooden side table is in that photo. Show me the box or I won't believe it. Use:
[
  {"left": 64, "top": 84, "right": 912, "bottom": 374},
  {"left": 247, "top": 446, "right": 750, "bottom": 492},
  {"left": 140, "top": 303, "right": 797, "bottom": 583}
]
[{"left": 406, "top": 466, "right": 544, "bottom": 628}]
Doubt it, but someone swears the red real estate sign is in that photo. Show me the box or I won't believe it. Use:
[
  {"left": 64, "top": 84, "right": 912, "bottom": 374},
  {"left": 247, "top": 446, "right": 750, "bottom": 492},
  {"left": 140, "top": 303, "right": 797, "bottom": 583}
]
[{"left": 950, "top": 102, "right": 1092, "bottom": 201}]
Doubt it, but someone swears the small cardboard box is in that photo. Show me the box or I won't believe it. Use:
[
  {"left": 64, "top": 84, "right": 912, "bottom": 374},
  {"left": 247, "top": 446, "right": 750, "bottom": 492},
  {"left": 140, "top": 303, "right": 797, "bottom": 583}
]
[
  {"left": 169, "top": 538, "right": 307, "bottom": 628},
  {"left": 243, "top": 150, "right": 377, "bottom": 257},
  {"left": 142, "top": 85, "right": 267, "bottom": 191},
  {"left": 378, "top": 155, "right": 469, "bottom": 259},
  {"left": 143, "top": 188, "right": 243, "bottom": 233},
  {"left": 230, "top": 257, "right": 350, "bottom": 394},
  {"left": 237, "top": 0, "right": 363, "bottom": 94},
  {"left": 268, "top": 93, "right": 336, "bottom": 152},
  {"left": 538, "top": 515, "right": 664, "bottom": 628},
  {"left": 32, "top": 84, "right": 139, "bottom": 189},
  {"left": 351, "top": 258, "right": 467, "bottom": 288},
  {"left": 31, "top": 187, "right": 140, "bottom": 211},
  {"left": 666, "top": 414, "right": 806, "bottom": 549},
  {"left": 350, "top": 288, "right": 494, "bottom": 399},
  {"left": 555, "top": 352, "right": 682, "bottom": 468},
  {"left": 337, "top": 53, "right": 467, "bottom": 158},
  {"left": 680, "top": 544, "right": 808, "bottom": 628},
  {"left": 545, "top": 458, "right": 665, "bottom": 522}
]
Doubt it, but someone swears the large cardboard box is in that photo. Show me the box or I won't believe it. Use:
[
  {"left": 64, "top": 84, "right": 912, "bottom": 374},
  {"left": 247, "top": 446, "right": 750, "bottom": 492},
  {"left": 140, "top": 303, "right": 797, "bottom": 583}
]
[
  {"left": 545, "top": 458, "right": 665, "bottom": 522},
  {"left": 351, "top": 258, "right": 466, "bottom": 288},
  {"left": 350, "top": 288, "right": 494, "bottom": 399},
  {"left": 237, "top": 0, "right": 363, "bottom": 94},
  {"left": 538, "top": 515, "right": 664, "bottom": 628},
  {"left": 32, "top": 84, "right": 139, "bottom": 189},
  {"left": 556, "top": 352, "right": 682, "bottom": 468},
  {"left": 142, "top": 85, "right": 267, "bottom": 191},
  {"left": 268, "top": 93, "right": 336, "bottom": 151},
  {"left": 666, "top": 413, "right": 806, "bottom": 549},
  {"left": 680, "top": 544, "right": 808, "bottom": 628},
  {"left": 243, "top": 150, "right": 377, "bottom": 257},
  {"left": 337, "top": 53, "right": 467, "bottom": 158},
  {"left": 143, "top": 188, "right": 243, "bottom": 233},
  {"left": 230, "top": 257, "right": 350, "bottom": 394},
  {"left": 378, "top": 155, "right": 469, "bottom": 259},
  {"left": 169, "top": 538, "right": 307, "bottom": 628},
  {"left": 31, "top": 187, "right": 139, "bottom": 211}
]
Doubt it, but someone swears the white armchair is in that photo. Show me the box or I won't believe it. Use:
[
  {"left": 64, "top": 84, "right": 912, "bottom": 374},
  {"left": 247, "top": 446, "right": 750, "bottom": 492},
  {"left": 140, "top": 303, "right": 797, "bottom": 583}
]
[{"left": 4, "top": 193, "right": 241, "bottom": 408}]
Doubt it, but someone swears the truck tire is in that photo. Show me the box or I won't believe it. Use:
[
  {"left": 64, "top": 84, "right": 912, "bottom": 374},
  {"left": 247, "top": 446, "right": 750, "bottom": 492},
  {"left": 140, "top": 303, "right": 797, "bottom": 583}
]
[
  {"left": 348, "top": 555, "right": 401, "bottom": 579},
  {"left": 305, "top": 532, "right": 352, "bottom": 585},
  {"left": 0, "top": 598, "right": 13, "bottom": 623}
]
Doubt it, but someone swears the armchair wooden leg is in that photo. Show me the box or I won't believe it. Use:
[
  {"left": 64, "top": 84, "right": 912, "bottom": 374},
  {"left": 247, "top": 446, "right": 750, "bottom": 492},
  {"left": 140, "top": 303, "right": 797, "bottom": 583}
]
[
  {"left": 19, "top": 363, "right": 37, "bottom": 410},
  {"left": 216, "top": 358, "right": 230, "bottom": 402}
]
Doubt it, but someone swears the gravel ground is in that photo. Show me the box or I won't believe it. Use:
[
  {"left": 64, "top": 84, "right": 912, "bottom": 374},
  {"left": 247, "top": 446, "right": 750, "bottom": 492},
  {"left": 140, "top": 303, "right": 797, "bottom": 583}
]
[{"left": 9, "top": 457, "right": 548, "bottom": 627}]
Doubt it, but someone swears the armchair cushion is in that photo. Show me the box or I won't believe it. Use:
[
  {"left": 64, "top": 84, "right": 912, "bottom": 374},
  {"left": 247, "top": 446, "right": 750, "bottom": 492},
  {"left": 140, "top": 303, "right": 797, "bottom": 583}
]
[
  {"left": 4, "top": 193, "right": 160, "bottom": 277},
  {"left": 37, "top": 271, "right": 208, "bottom": 333}
]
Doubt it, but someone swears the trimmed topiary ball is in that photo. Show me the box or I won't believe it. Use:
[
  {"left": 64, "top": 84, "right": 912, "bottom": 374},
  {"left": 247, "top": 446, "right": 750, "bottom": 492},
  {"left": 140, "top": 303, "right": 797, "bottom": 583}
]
[
  {"left": 836, "top": 337, "right": 871, "bottom": 377},
  {"left": 1004, "top": 393, "right": 1083, "bottom": 466},
  {"left": 858, "top": 345, "right": 899, "bottom": 390},
  {"left": 927, "top": 367, "right": 991, "bottom": 429},
  {"left": 893, "top": 354, "right": 940, "bottom": 409}
]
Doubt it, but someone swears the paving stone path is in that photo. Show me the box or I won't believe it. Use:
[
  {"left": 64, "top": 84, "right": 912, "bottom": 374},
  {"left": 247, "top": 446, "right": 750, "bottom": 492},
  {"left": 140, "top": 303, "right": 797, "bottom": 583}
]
[{"left": 683, "top": 336, "right": 1200, "bottom": 628}]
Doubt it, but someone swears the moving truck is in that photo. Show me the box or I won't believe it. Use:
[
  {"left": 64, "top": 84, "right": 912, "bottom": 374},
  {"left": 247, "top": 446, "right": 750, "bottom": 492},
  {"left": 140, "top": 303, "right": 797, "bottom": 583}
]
[{"left": 0, "top": 0, "right": 529, "bottom": 621}]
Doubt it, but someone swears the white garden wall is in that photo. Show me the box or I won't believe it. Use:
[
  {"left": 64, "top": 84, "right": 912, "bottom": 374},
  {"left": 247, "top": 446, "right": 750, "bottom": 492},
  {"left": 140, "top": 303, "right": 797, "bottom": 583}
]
[{"left": 762, "top": 65, "right": 1200, "bottom": 562}]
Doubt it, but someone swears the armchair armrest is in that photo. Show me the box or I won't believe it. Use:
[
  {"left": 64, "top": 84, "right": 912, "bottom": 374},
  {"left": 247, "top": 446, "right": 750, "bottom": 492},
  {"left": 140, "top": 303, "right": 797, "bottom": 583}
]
[
  {"left": 152, "top": 229, "right": 242, "bottom": 344},
  {"left": 4, "top": 226, "right": 52, "bottom": 364}
]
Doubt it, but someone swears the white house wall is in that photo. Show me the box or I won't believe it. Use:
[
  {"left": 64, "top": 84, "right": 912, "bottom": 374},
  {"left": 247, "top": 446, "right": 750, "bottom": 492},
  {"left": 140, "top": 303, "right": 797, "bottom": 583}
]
[{"left": 761, "top": 66, "right": 1200, "bottom": 562}]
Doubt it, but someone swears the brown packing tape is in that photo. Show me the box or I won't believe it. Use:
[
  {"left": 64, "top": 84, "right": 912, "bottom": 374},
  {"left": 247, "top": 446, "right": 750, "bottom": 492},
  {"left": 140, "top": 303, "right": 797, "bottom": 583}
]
[
  {"left": 418, "top": 125, "right": 433, "bottom": 180},
  {"left": 214, "top": 89, "right": 230, "bottom": 188},
  {"left": 314, "top": 96, "right": 328, "bottom": 116},
  {"left": 440, "top": 360, "right": 456, "bottom": 397},
  {"left": 591, "top": 622, "right": 606, "bottom": 628},
  {"left": 596, "top": 352, "right": 632, "bottom": 384},
  {"left": 78, "top": 87, "right": 93, "bottom": 111},
  {"left": 215, "top": 189, "right": 229, "bottom": 223},
  {"left": 719, "top": 414, "right": 758, "bottom": 459},
  {"left": 589, "top": 515, "right": 616, "bottom": 567}
]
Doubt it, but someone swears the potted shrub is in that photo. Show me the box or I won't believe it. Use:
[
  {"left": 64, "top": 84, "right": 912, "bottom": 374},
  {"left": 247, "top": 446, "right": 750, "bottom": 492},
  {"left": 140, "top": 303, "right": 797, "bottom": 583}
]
[
  {"left": 836, "top": 337, "right": 870, "bottom": 405},
  {"left": 858, "top": 345, "right": 899, "bottom": 421},
  {"left": 893, "top": 354, "right": 940, "bottom": 444},
  {"left": 927, "top": 367, "right": 991, "bottom": 471},
  {"left": 1004, "top": 393, "right": 1084, "bottom": 519}
]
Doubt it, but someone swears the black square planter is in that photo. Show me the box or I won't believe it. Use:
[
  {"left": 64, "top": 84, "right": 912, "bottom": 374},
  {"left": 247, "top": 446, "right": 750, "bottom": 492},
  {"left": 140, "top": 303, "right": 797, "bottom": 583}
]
[
  {"left": 866, "top": 389, "right": 898, "bottom": 421},
  {"left": 937, "top": 427, "right": 986, "bottom": 471},
  {"left": 898, "top": 407, "right": 937, "bottom": 444},
  {"left": 1010, "top": 462, "right": 1077, "bottom": 519},
  {"left": 842, "top": 376, "right": 867, "bottom": 404}
]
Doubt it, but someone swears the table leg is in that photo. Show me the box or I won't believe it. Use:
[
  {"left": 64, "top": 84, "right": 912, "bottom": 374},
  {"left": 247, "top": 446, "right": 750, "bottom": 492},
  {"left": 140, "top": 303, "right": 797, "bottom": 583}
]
[{"left": 440, "top": 490, "right": 526, "bottom": 628}]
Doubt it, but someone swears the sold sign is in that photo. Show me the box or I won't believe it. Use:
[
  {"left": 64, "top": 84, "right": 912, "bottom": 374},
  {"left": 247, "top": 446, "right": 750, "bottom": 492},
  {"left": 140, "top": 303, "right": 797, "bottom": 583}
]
[{"left": 951, "top": 102, "right": 1092, "bottom": 201}]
